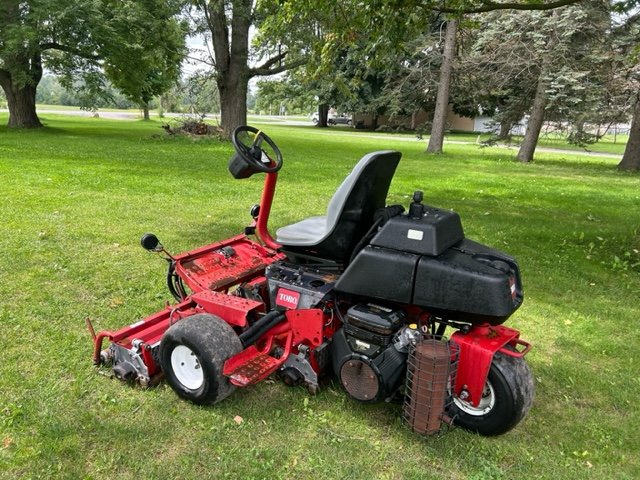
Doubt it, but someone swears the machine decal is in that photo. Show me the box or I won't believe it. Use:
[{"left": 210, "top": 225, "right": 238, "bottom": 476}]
[{"left": 275, "top": 288, "right": 300, "bottom": 309}]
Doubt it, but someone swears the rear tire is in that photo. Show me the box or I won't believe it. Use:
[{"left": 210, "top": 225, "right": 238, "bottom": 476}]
[
  {"left": 160, "top": 314, "right": 242, "bottom": 405},
  {"left": 449, "top": 350, "right": 534, "bottom": 436}
]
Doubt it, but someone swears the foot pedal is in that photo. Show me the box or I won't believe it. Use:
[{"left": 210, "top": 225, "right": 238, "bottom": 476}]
[{"left": 224, "top": 346, "right": 284, "bottom": 387}]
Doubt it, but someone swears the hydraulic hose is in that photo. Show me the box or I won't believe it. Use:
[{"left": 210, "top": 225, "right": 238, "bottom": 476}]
[
  {"left": 239, "top": 310, "right": 286, "bottom": 348},
  {"left": 167, "top": 261, "right": 187, "bottom": 302}
]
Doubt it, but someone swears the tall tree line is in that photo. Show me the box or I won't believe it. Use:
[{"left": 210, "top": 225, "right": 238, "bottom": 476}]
[
  {"left": 299, "top": 0, "right": 639, "bottom": 169},
  {"left": 2, "top": 0, "right": 638, "bottom": 170}
]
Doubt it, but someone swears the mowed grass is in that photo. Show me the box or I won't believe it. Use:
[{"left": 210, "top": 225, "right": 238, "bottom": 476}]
[{"left": 0, "top": 114, "right": 638, "bottom": 479}]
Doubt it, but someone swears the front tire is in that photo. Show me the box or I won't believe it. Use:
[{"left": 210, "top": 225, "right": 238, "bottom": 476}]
[
  {"left": 160, "top": 314, "right": 242, "bottom": 405},
  {"left": 449, "top": 350, "right": 534, "bottom": 436}
]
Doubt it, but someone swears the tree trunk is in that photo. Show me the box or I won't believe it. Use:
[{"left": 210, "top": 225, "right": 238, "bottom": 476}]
[
  {"left": 204, "top": 0, "right": 305, "bottom": 137},
  {"left": 427, "top": 19, "right": 457, "bottom": 154},
  {"left": 158, "top": 96, "right": 165, "bottom": 118},
  {"left": 515, "top": 11, "right": 559, "bottom": 164},
  {"left": 142, "top": 102, "right": 150, "bottom": 120},
  {"left": 317, "top": 103, "right": 329, "bottom": 127},
  {"left": 207, "top": 0, "right": 251, "bottom": 137},
  {"left": 516, "top": 74, "right": 548, "bottom": 163},
  {"left": 219, "top": 76, "right": 248, "bottom": 135},
  {"left": 499, "top": 120, "right": 512, "bottom": 139},
  {"left": 0, "top": 70, "right": 42, "bottom": 128},
  {"left": 618, "top": 94, "right": 640, "bottom": 171}
]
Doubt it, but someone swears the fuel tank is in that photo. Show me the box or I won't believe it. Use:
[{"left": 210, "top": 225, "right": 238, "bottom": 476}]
[{"left": 334, "top": 206, "right": 523, "bottom": 325}]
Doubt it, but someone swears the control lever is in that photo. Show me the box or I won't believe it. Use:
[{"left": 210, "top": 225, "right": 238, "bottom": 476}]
[{"left": 409, "top": 190, "right": 426, "bottom": 219}]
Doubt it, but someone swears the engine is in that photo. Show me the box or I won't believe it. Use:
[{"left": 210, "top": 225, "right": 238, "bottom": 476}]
[
  {"left": 263, "top": 264, "right": 418, "bottom": 403},
  {"left": 331, "top": 303, "right": 417, "bottom": 402}
]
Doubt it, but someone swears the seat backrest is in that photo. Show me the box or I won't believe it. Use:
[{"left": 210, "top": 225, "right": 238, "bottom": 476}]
[{"left": 299, "top": 150, "right": 401, "bottom": 262}]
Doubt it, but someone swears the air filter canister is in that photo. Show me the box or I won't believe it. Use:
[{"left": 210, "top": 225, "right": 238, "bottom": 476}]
[{"left": 403, "top": 339, "right": 458, "bottom": 435}]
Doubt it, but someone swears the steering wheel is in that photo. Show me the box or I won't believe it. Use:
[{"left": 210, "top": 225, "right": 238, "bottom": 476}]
[{"left": 231, "top": 126, "right": 283, "bottom": 174}]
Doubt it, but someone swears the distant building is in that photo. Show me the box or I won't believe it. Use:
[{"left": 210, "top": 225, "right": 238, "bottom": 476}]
[{"left": 352, "top": 106, "right": 505, "bottom": 133}]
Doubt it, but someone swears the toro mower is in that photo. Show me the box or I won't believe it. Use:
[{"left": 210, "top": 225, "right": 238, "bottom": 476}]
[{"left": 90, "top": 126, "right": 534, "bottom": 436}]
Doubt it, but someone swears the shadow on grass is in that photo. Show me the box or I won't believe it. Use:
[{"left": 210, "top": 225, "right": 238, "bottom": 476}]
[{"left": 531, "top": 155, "right": 623, "bottom": 174}]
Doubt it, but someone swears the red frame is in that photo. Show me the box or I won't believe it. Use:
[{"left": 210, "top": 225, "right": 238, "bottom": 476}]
[
  {"left": 255, "top": 172, "right": 281, "bottom": 249},
  {"left": 92, "top": 234, "right": 283, "bottom": 370},
  {"left": 173, "top": 235, "right": 283, "bottom": 293},
  {"left": 221, "top": 309, "right": 327, "bottom": 386},
  {"left": 92, "top": 298, "right": 199, "bottom": 369}
]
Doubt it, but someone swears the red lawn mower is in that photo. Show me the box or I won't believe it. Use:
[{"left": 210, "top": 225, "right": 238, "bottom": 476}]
[{"left": 90, "top": 126, "right": 534, "bottom": 436}]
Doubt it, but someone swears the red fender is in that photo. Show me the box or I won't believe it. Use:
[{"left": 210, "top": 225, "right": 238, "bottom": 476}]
[{"left": 451, "top": 324, "right": 532, "bottom": 407}]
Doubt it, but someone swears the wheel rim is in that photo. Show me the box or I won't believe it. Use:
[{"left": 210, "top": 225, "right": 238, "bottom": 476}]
[
  {"left": 453, "top": 381, "right": 496, "bottom": 416},
  {"left": 170, "top": 345, "right": 204, "bottom": 390}
]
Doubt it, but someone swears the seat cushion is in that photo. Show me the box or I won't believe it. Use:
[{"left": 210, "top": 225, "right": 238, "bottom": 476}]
[
  {"left": 275, "top": 216, "right": 328, "bottom": 245},
  {"left": 274, "top": 151, "right": 401, "bottom": 258}
]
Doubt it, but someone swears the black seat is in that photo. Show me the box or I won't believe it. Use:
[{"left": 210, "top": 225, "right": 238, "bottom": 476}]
[{"left": 276, "top": 150, "right": 401, "bottom": 264}]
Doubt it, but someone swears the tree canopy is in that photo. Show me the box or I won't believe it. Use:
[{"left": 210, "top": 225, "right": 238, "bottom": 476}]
[{"left": 0, "top": 0, "right": 187, "bottom": 127}]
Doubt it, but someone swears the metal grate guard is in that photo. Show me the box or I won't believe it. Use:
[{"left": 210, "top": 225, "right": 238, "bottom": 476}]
[{"left": 403, "top": 338, "right": 459, "bottom": 435}]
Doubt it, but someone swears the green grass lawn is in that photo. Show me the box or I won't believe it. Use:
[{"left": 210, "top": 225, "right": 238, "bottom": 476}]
[
  {"left": 27, "top": 106, "right": 630, "bottom": 155},
  {"left": 0, "top": 114, "right": 638, "bottom": 479},
  {"left": 270, "top": 125, "right": 628, "bottom": 156}
]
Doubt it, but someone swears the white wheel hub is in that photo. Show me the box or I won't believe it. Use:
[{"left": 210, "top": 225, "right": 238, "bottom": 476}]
[
  {"left": 454, "top": 381, "right": 496, "bottom": 416},
  {"left": 170, "top": 345, "right": 204, "bottom": 390}
]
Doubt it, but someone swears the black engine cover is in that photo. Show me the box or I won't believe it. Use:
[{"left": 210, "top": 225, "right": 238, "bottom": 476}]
[
  {"left": 334, "top": 206, "right": 523, "bottom": 325},
  {"left": 331, "top": 304, "right": 407, "bottom": 402},
  {"left": 413, "top": 239, "right": 522, "bottom": 322},
  {"left": 370, "top": 206, "right": 464, "bottom": 256},
  {"left": 343, "top": 303, "right": 405, "bottom": 357}
]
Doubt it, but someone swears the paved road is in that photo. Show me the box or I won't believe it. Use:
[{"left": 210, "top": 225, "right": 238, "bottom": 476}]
[
  {"left": 30, "top": 109, "right": 313, "bottom": 124},
  {"left": 28, "top": 108, "right": 139, "bottom": 120}
]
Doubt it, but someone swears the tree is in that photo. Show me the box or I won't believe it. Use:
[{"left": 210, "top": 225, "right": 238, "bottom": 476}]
[
  {"left": 427, "top": 19, "right": 458, "bottom": 153},
  {"left": 450, "top": 3, "right": 612, "bottom": 162},
  {"left": 619, "top": 92, "right": 640, "bottom": 170},
  {"left": 34, "top": 76, "right": 65, "bottom": 106},
  {"left": 292, "top": 0, "right": 586, "bottom": 151},
  {"left": 614, "top": 6, "right": 640, "bottom": 170},
  {"left": 374, "top": 34, "right": 441, "bottom": 130},
  {"left": 516, "top": 4, "right": 612, "bottom": 162},
  {"left": 0, "top": 0, "right": 186, "bottom": 128},
  {"left": 189, "top": 0, "right": 309, "bottom": 135},
  {"left": 320, "top": 47, "right": 390, "bottom": 129},
  {"left": 35, "top": 74, "right": 144, "bottom": 109},
  {"left": 207, "top": 0, "right": 581, "bottom": 141},
  {"left": 255, "top": 76, "right": 316, "bottom": 115},
  {"left": 100, "top": 1, "right": 186, "bottom": 120},
  {"left": 183, "top": 73, "right": 221, "bottom": 115}
]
